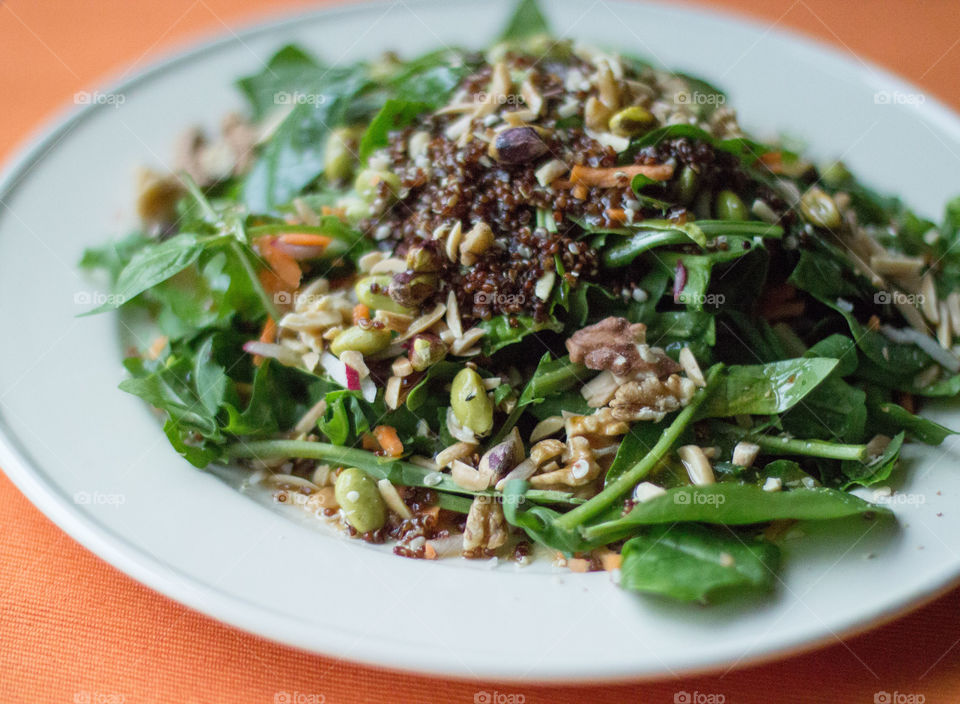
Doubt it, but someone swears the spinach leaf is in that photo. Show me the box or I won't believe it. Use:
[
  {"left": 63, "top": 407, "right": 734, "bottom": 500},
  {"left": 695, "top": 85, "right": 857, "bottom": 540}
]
[
  {"left": 498, "top": 0, "right": 550, "bottom": 41},
  {"left": 840, "top": 432, "right": 905, "bottom": 488},
  {"left": 699, "top": 358, "right": 838, "bottom": 418},
  {"left": 518, "top": 354, "right": 593, "bottom": 407},
  {"left": 866, "top": 388, "right": 956, "bottom": 445},
  {"left": 480, "top": 314, "right": 563, "bottom": 354},
  {"left": 383, "top": 50, "right": 477, "bottom": 106},
  {"left": 502, "top": 480, "right": 599, "bottom": 554},
  {"left": 619, "top": 524, "right": 780, "bottom": 602},
  {"left": 585, "top": 484, "right": 889, "bottom": 543},
  {"left": 604, "top": 422, "right": 664, "bottom": 486}
]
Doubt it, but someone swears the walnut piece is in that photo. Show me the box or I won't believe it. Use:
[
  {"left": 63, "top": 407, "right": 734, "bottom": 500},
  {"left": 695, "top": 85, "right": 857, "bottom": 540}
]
[
  {"left": 608, "top": 373, "right": 697, "bottom": 422},
  {"left": 462, "top": 495, "right": 508, "bottom": 557},
  {"left": 529, "top": 436, "right": 601, "bottom": 488},
  {"left": 566, "top": 407, "right": 630, "bottom": 437},
  {"left": 566, "top": 317, "right": 679, "bottom": 377}
]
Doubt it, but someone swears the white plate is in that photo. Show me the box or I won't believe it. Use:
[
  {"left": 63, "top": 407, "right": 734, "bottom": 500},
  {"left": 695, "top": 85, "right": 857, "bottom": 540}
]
[{"left": 2, "top": 0, "right": 960, "bottom": 682}]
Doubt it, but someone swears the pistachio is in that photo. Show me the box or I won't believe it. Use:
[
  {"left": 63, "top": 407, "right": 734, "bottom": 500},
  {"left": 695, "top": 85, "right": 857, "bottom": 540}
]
[
  {"left": 800, "top": 187, "right": 842, "bottom": 230},
  {"left": 409, "top": 334, "right": 448, "bottom": 371},
  {"left": 323, "top": 126, "right": 361, "bottom": 184},
  {"left": 334, "top": 468, "right": 387, "bottom": 533},
  {"left": 714, "top": 189, "right": 748, "bottom": 221},
  {"left": 388, "top": 271, "right": 437, "bottom": 308},
  {"left": 353, "top": 168, "right": 400, "bottom": 202},
  {"left": 330, "top": 325, "right": 392, "bottom": 356},
  {"left": 608, "top": 106, "right": 656, "bottom": 137},
  {"left": 450, "top": 367, "right": 494, "bottom": 436},
  {"left": 405, "top": 243, "right": 444, "bottom": 272},
  {"left": 675, "top": 165, "right": 699, "bottom": 204},
  {"left": 355, "top": 275, "right": 416, "bottom": 315},
  {"left": 819, "top": 160, "right": 851, "bottom": 188},
  {"left": 489, "top": 126, "right": 549, "bottom": 164}
]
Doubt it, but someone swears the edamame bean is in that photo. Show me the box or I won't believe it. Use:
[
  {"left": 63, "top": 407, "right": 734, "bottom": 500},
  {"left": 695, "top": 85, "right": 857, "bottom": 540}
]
[
  {"left": 330, "top": 325, "right": 392, "bottom": 356},
  {"left": 334, "top": 468, "right": 386, "bottom": 533},
  {"left": 714, "top": 190, "right": 748, "bottom": 221},
  {"left": 450, "top": 368, "right": 494, "bottom": 436}
]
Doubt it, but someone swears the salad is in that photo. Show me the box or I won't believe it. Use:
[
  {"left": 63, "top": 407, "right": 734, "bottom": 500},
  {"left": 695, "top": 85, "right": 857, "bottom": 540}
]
[{"left": 82, "top": 0, "right": 960, "bottom": 603}]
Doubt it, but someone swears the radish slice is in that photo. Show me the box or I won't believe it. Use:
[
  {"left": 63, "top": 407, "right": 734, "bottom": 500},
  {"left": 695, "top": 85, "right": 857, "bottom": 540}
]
[
  {"left": 673, "top": 260, "right": 687, "bottom": 303},
  {"left": 345, "top": 365, "right": 361, "bottom": 391}
]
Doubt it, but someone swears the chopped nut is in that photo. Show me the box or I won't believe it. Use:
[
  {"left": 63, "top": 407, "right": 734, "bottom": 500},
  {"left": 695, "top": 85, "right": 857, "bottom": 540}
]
[
  {"left": 529, "top": 439, "right": 566, "bottom": 467},
  {"left": 608, "top": 373, "right": 697, "bottom": 422},
  {"left": 678, "top": 347, "right": 706, "bottom": 387},
  {"left": 581, "top": 370, "right": 619, "bottom": 407},
  {"left": 566, "top": 407, "right": 630, "bottom": 436},
  {"left": 385, "top": 375, "right": 403, "bottom": 410},
  {"left": 460, "top": 222, "right": 494, "bottom": 266},
  {"left": 677, "top": 445, "right": 715, "bottom": 485},
  {"left": 463, "top": 495, "right": 507, "bottom": 556},
  {"left": 391, "top": 356, "right": 414, "bottom": 377},
  {"left": 529, "top": 436, "right": 601, "bottom": 487},
  {"left": 377, "top": 479, "right": 412, "bottom": 520},
  {"left": 489, "top": 126, "right": 549, "bottom": 164},
  {"left": 451, "top": 459, "right": 493, "bottom": 491},
  {"left": 436, "top": 441, "right": 477, "bottom": 468},
  {"left": 633, "top": 482, "right": 666, "bottom": 502},
  {"left": 530, "top": 415, "right": 565, "bottom": 443},
  {"left": 566, "top": 317, "right": 679, "bottom": 377},
  {"left": 731, "top": 441, "right": 760, "bottom": 468}
]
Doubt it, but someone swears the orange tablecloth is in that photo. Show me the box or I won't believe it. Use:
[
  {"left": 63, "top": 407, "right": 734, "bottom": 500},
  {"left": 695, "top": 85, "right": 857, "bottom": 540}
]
[{"left": 2, "top": 1, "right": 960, "bottom": 701}]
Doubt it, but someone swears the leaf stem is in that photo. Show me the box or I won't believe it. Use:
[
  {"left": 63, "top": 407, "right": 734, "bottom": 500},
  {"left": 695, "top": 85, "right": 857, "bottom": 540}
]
[
  {"left": 554, "top": 363, "right": 724, "bottom": 531},
  {"left": 712, "top": 422, "right": 868, "bottom": 462}
]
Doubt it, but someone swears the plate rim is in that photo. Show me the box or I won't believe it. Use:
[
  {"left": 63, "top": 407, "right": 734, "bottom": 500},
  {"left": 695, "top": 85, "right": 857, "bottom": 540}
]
[{"left": 2, "top": 0, "right": 960, "bottom": 682}]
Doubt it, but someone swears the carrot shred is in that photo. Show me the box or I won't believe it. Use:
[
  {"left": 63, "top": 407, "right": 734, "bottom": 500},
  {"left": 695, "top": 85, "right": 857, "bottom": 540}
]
[
  {"left": 256, "top": 236, "right": 302, "bottom": 289},
  {"left": 361, "top": 433, "right": 379, "bottom": 452},
  {"left": 759, "top": 151, "right": 784, "bottom": 173},
  {"left": 605, "top": 208, "right": 627, "bottom": 224},
  {"left": 423, "top": 543, "right": 438, "bottom": 560},
  {"left": 567, "top": 557, "right": 591, "bottom": 573},
  {"left": 568, "top": 163, "right": 674, "bottom": 188},
  {"left": 278, "top": 233, "right": 332, "bottom": 248},
  {"left": 600, "top": 552, "right": 622, "bottom": 571},
  {"left": 259, "top": 317, "right": 277, "bottom": 344},
  {"left": 374, "top": 425, "right": 404, "bottom": 458},
  {"left": 352, "top": 303, "right": 371, "bottom": 326},
  {"left": 321, "top": 205, "right": 348, "bottom": 220}
]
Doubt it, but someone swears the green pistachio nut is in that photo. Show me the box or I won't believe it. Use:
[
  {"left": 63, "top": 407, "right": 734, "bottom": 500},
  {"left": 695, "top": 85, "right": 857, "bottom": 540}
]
[
  {"left": 355, "top": 275, "right": 416, "bottom": 315},
  {"left": 819, "top": 160, "right": 851, "bottom": 188},
  {"left": 323, "top": 127, "right": 361, "bottom": 184},
  {"left": 800, "top": 187, "right": 842, "bottom": 230},
  {"left": 675, "top": 165, "right": 699, "bottom": 204},
  {"left": 714, "top": 190, "right": 748, "bottom": 221},
  {"left": 329, "top": 325, "right": 392, "bottom": 356},
  {"left": 354, "top": 168, "right": 400, "bottom": 202},
  {"left": 405, "top": 244, "right": 443, "bottom": 273},
  {"left": 450, "top": 367, "right": 494, "bottom": 436},
  {"left": 388, "top": 271, "right": 436, "bottom": 308},
  {"left": 334, "top": 468, "right": 386, "bottom": 533},
  {"left": 608, "top": 106, "right": 657, "bottom": 137},
  {"left": 409, "top": 334, "right": 447, "bottom": 371}
]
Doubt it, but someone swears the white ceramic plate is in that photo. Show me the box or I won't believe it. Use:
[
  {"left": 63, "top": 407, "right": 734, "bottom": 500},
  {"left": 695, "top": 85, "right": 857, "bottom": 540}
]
[{"left": 2, "top": 0, "right": 960, "bottom": 682}]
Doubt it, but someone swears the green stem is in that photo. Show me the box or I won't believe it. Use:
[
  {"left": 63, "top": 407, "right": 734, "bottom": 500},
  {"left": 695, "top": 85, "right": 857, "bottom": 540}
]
[
  {"left": 230, "top": 241, "right": 281, "bottom": 322},
  {"left": 223, "top": 439, "right": 579, "bottom": 505},
  {"left": 712, "top": 423, "right": 868, "bottom": 462},
  {"left": 555, "top": 363, "right": 724, "bottom": 531}
]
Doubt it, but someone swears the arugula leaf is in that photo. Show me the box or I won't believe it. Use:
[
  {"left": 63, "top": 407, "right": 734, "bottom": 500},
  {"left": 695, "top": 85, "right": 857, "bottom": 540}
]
[
  {"left": 479, "top": 314, "right": 563, "bottom": 354},
  {"left": 382, "top": 50, "right": 476, "bottom": 106},
  {"left": 237, "top": 45, "right": 324, "bottom": 120},
  {"left": 498, "top": 0, "right": 550, "bottom": 41},
  {"left": 619, "top": 524, "right": 780, "bottom": 602},
  {"left": 699, "top": 358, "right": 838, "bottom": 418},
  {"left": 359, "top": 99, "right": 430, "bottom": 162}
]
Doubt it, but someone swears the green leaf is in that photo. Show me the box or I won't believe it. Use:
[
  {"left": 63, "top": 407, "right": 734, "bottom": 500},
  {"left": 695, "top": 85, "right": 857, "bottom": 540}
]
[
  {"left": 866, "top": 389, "right": 956, "bottom": 445},
  {"left": 359, "top": 99, "right": 430, "bottom": 162},
  {"left": 841, "top": 432, "right": 905, "bottom": 488},
  {"left": 91, "top": 233, "right": 207, "bottom": 312},
  {"left": 236, "top": 45, "right": 324, "bottom": 120},
  {"left": 501, "top": 480, "right": 597, "bottom": 554},
  {"left": 498, "top": 0, "right": 550, "bottom": 41},
  {"left": 699, "top": 358, "right": 839, "bottom": 418},
  {"left": 479, "top": 314, "right": 563, "bottom": 354},
  {"left": 585, "top": 484, "right": 890, "bottom": 543},
  {"left": 619, "top": 524, "right": 780, "bottom": 602}
]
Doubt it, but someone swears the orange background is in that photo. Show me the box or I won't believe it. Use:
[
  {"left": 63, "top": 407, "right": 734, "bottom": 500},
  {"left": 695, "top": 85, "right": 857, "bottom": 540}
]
[{"left": 2, "top": 1, "right": 960, "bottom": 702}]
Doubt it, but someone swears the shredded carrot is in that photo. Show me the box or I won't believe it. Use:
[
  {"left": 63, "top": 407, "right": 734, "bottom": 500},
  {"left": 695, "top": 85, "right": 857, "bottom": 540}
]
[
  {"left": 259, "top": 317, "right": 277, "bottom": 344},
  {"left": 759, "top": 151, "right": 784, "bottom": 173},
  {"left": 256, "top": 236, "right": 302, "bottom": 289},
  {"left": 361, "top": 433, "right": 379, "bottom": 452},
  {"left": 568, "top": 163, "right": 674, "bottom": 188},
  {"left": 423, "top": 542, "right": 438, "bottom": 560},
  {"left": 374, "top": 425, "right": 404, "bottom": 458},
  {"left": 572, "top": 184, "right": 588, "bottom": 201},
  {"left": 422, "top": 505, "right": 441, "bottom": 522},
  {"left": 352, "top": 303, "right": 371, "bottom": 326},
  {"left": 567, "top": 557, "right": 591, "bottom": 573},
  {"left": 321, "top": 205, "right": 348, "bottom": 220},
  {"left": 145, "top": 336, "right": 168, "bottom": 360},
  {"left": 278, "top": 233, "right": 332, "bottom": 249}
]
